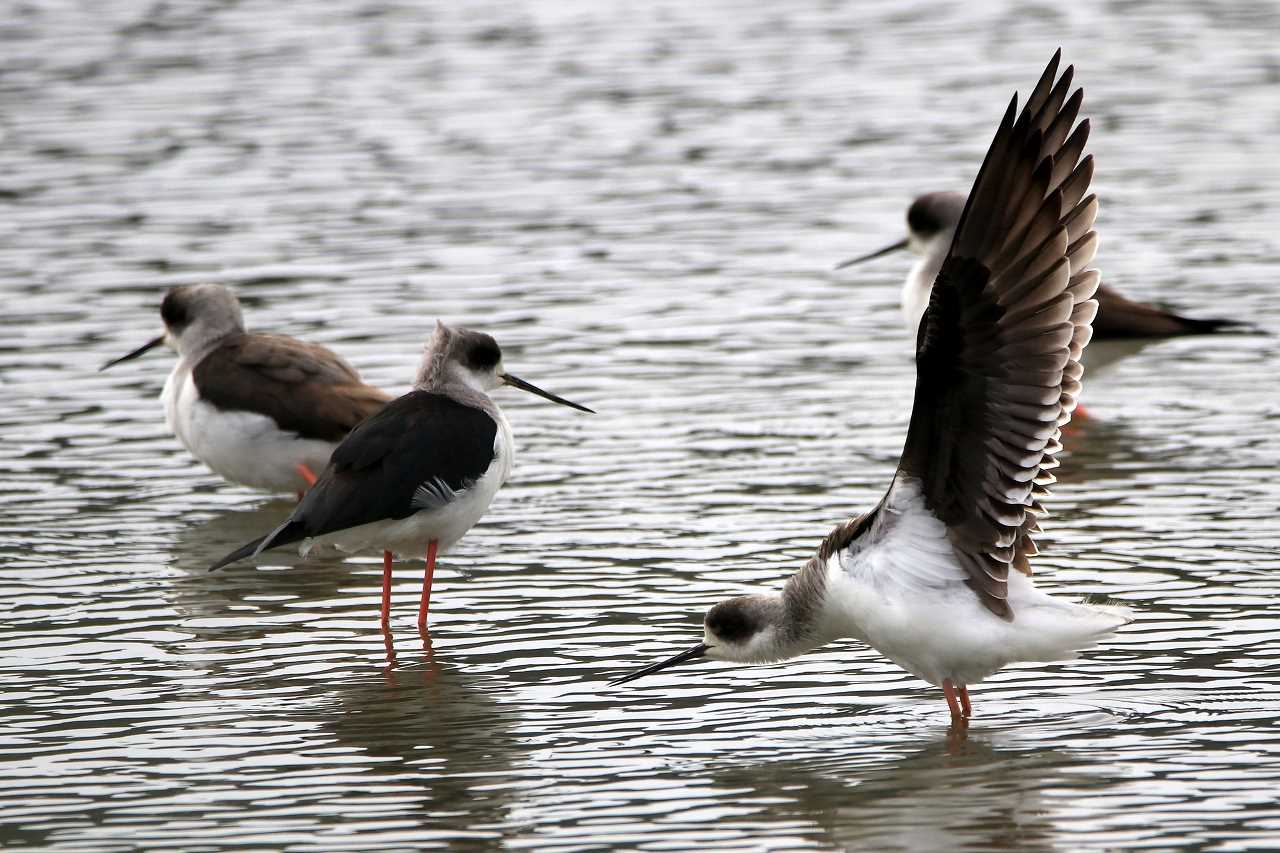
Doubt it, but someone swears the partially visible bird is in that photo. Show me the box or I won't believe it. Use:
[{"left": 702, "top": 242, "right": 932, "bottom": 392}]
[
  {"left": 101, "top": 283, "right": 391, "bottom": 497},
  {"left": 839, "top": 194, "right": 1242, "bottom": 344},
  {"left": 208, "top": 321, "right": 594, "bottom": 630},
  {"left": 613, "top": 51, "right": 1131, "bottom": 722}
]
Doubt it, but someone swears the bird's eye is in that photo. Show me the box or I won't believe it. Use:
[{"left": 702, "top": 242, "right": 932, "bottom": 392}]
[
  {"left": 468, "top": 341, "right": 502, "bottom": 370},
  {"left": 160, "top": 293, "right": 189, "bottom": 328},
  {"left": 706, "top": 604, "right": 754, "bottom": 643},
  {"left": 906, "top": 202, "right": 942, "bottom": 236}
]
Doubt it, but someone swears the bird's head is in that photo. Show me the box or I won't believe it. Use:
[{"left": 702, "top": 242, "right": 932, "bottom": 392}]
[
  {"left": 421, "top": 321, "right": 593, "bottom": 413},
  {"left": 610, "top": 592, "right": 824, "bottom": 686},
  {"left": 834, "top": 190, "right": 966, "bottom": 269},
  {"left": 100, "top": 283, "right": 245, "bottom": 370}
]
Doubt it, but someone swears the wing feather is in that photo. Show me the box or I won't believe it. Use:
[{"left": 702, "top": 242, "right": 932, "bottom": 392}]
[
  {"left": 892, "top": 51, "right": 1098, "bottom": 619},
  {"left": 194, "top": 333, "right": 391, "bottom": 442}
]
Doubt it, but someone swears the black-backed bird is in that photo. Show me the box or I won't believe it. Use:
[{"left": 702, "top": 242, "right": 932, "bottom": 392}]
[{"left": 208, "top": 320, "right": 594, "bottom": 630}]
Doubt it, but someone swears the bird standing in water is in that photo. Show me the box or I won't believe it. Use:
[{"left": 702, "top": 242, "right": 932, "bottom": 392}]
[
  {"left": 612, "top": 51, "right": 1131, "bottom": 722},
  {"left": 838, "top": 197, "right": 1241, "bottom": 346},
  {"left": 101, "top": 283, "right": 391, "bottom": 498},
  {"left": 209, "top": 321, "right": 594, "bottom": 631}
]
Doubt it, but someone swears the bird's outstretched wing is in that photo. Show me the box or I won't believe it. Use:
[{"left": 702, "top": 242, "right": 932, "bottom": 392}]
[
  {"left": 193, "top": 333, "right": 391, "bottom": 442},
  {"left": 209, "top": 390, "right": 498, "bottom": 570},
  {"left": 889, "top": 50, "right": 1099, "bottom": 618}
]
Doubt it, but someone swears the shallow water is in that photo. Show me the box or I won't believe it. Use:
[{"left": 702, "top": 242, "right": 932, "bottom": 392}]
[{"left": 3, "top": 0, "right": 1280, "bottom": 849}]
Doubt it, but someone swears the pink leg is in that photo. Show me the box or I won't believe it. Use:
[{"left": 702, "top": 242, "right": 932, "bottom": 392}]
[
  {"left": 295, "top": 463, "right": 318, "bottom": 501},
  {"left": 417, "top": 539, "right": 438, "bottom": 631},
  {"left": 380, "top": 550, "right": 393, "bottom": 626},
  {"left": 959, "top": 685, "right": 972, "bottom": 718},
  {"left": 942, "top": 678, "right": 966, "bottom": 722}
]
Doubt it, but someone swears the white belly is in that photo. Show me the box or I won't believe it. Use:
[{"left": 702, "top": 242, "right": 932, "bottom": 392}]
[
  {"left": 162, "top": 364, "right": 339, "bottom": 493},
  {"left": 825, "top": 562, "right": 1131, "bottom": 687},
  {"left": 820, "top": 480, "right": 1131, "bottom": 687},
  {"left": 306, "top": 411, "right": 515, "bottom": 560}
]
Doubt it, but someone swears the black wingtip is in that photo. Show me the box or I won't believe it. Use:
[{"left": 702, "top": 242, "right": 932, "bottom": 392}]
[
  {"left": 208, "top": 535, "right": 269, "bottom": 572},
  {"left": 1170, "top": 315, "right": 1255, "bottom": 336},
  {"left": 208, "top": 517, "right": 308, "bottom": 572}
]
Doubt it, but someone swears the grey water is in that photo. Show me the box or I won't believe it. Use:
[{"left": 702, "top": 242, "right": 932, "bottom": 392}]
[{"left": 3, "top": 0, "right": 1280, "bottom": 849}]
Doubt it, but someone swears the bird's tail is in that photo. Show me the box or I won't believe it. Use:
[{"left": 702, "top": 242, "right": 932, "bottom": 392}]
[
  {"left": 1170, "top": 314, "right": 1250, "bottom": 335},
  {"left": 207, "top": 519, "right": 306, "bottom": 572}
]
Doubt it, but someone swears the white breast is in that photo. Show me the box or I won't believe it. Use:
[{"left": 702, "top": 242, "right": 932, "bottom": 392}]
[
  {"left": 819, "top": 477, "right": 1130, "bottom": 687},
  {"left": 901, "top": 255, "right": 940, "bottom": 336},
  {"left": 161, "top": 360, "right": 338, "bottom": 493}
]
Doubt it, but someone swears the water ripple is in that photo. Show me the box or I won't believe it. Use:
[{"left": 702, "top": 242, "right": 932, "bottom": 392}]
[{"left": 2, "top": 0, "right": 1279, "bottom": 849}]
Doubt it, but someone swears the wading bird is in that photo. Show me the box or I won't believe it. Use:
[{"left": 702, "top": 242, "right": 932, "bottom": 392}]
[
  {"left": 838, "top": 198, "right": 1240, "bottom": 345},
  {"left": 101, "top": 283, "right": 391, "bottom": 497},
  {"left": 209, "top": 321, "right": 593, "bottom": 630},
  {"left": 612, "top": 51, "right": 1131, "bottom": 722}
]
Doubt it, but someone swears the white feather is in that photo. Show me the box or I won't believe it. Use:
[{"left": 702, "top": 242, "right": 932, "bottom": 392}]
[
  {"left": 162, "top": 362, "right": 336, "bottom": 493},
  {"left": 822, "top": 477, "right": 1131, "bottom": 687}
]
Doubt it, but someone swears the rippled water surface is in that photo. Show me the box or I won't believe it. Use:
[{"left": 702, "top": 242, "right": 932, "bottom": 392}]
[{"left": 4, "top": 0, "right": 1280, "bottom": 849}]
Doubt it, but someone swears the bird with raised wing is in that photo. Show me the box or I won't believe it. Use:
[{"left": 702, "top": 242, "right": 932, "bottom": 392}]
[
  {"left": 101, "top": 283, "right": 392, "bottom": 497},
  {"left": 611, "top": 51, "right": 1131, "bottom": 721},
  {"left": 208, "top": 321, "right": 594, "bottom": 630}
]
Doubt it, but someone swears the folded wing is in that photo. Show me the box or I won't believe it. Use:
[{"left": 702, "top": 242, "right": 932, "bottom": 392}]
[
  {"left": 208, "top": 391, "right": 498, "bottom": 570},
  {"left": 194, "top": 333, "right": 391, "bottom": 442}
]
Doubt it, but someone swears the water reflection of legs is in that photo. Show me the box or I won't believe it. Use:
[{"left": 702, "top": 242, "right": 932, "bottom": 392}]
[
  {"left": 420, "top": 627, "right": 440, "bottom": 686},
  {"left": 379, "top": 549, "right": 394, "bottom": 626},
  {"left": 945, "top": 718, "right": 970, "bottom": 754},
  {"left": 382, "top": 625, "right": 398, "bottom": 679}
]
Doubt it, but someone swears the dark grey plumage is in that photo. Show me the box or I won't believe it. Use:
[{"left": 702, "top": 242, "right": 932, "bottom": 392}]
[{"left": 896, "top": 50, "right": 1097, "bottom": 618}]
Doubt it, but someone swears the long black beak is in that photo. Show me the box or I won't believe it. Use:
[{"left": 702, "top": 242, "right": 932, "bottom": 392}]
[
  {"left": 100, "top": 335, "right": 165, "bottom": 371},
  {"left": 609, "top": 642, "right": 709, "bottom": 686},
  {"left": 501, "top": 373, "right": 594, "bottom": 413},
  {"left": 834, "top": 237, "right": 909, "bottom": 270}
]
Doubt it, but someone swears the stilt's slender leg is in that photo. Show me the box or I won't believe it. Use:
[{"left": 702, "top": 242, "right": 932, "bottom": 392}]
[
  {"left": 380, "top": 550, "right": 393, "bottom": 626},
  {"left": 959, "top": 685, "right": 972, "bottom": 718},
  {"left": 294, "top": 463, "right": 318, "bottom": 501},
  {"left": 942, "top": 678, "right": 965, "bottom": 722},
  {"left": 417, "top": 539, "right": 438, "bottom": 631}
]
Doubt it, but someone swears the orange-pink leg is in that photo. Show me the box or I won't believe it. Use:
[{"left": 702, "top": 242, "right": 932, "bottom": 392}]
[
  {"left": 959, "top": 685, "right": 972, "bottom": 718},
  {"left": 295, "top": 463, "right": 318, "bottom": 501},
  {"left": 380, "top": 549, "right": 394, "bottom": 626},
  {"left": 942, "top": 678, "right": 966, "bottom": 722},
  {"left": 417, "top": 539, "right": 438, "bottom": 631}
]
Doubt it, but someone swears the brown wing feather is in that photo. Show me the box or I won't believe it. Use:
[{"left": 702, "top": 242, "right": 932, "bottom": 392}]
[
  {"left": 896, "top": 50, "right": 1099, "bottom": 619},
  {"left": 195, "top": 333, "right": 392, "bottom": 442}
]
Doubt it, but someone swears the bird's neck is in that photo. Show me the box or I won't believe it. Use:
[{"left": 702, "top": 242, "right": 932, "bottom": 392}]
[
  {"left": 177, "top": 325, "right": 241, "bottom": 366},
  {"left": 770, "top": 555, "right": 843, "bottom": 658}
]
